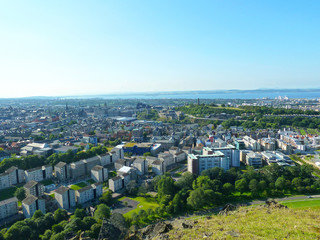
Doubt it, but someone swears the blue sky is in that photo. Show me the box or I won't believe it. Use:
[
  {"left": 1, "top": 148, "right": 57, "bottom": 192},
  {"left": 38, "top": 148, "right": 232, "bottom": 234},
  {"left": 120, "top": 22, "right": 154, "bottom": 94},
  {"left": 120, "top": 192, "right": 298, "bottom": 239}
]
[{"left": 0, "top": 0, "right": 319, "bottom": 97}]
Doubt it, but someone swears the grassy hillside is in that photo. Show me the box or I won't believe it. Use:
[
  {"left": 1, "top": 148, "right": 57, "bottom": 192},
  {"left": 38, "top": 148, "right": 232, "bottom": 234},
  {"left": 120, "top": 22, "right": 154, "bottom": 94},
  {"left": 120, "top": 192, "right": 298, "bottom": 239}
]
[{"left": 165, "top": 206, "right": 320, "bottom": 239}]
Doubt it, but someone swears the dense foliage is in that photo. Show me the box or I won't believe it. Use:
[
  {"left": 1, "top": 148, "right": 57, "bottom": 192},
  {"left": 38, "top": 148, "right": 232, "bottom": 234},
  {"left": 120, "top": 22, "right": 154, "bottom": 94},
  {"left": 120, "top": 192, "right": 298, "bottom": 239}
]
[{"left": 130, "top": 164, "right": 320, "bottom": 227}]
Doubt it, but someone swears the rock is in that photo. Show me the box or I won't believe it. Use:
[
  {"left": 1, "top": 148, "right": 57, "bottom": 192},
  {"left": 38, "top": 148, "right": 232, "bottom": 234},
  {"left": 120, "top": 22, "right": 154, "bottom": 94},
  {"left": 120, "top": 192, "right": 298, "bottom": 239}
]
[
  {"left": 182, "top": 222, "right": 193, "bottom": 229},
  {"left": 226, "top": 230, "right": 240, "bottom": 237},
  {"left": 153, "top": 222, "right": 173, "bottom": 235},
  {"left": 219, "top": 204, "right": 237, "bottom": 215}
]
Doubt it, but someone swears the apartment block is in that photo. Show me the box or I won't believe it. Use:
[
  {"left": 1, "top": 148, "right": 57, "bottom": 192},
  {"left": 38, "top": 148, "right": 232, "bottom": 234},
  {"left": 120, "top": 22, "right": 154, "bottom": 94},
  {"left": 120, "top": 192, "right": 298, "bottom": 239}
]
[
  {"left": 0, "top": 197, "right": 18, "bottom": 220},
  {"left": 91, "top": 165, "right": 108, "bottom": 183},
  {"left": 22, "top": 195, "right": 46, "bottom": 218},
  {"left": 55, "top": 186, "right": 76, "bottom": 209},
  {"left": 24, "top": 180, "right": 45, "bottom": 197}
]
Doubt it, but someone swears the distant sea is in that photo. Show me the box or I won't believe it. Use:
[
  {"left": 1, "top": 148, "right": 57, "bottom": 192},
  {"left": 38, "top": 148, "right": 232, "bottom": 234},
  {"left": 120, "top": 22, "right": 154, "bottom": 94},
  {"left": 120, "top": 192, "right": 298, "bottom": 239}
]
[
  {"left": 5, "top": 89, "right": 319, "bottom": 100},
  {"left": 85, "top": 89, "right": 320, "bottom": 100}
]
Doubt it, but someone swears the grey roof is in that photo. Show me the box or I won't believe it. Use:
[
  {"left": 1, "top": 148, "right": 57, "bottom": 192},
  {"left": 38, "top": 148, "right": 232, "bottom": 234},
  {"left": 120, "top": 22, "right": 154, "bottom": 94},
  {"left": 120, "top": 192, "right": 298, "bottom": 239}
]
[
  {"left": 76, "top": 185, "right": 92, "bottom": 193},
  {"left": 26, "top": 166, "right": 42, "bottom": 172},
  {"left": 22, "top": 195, "right": 37, "bottom": 205},
  {"left": 134, "top": 158, "right": 145, "bottom": 163},
  {"left": 0, "top": 197, "right": 18, "bottom": 206},
  {"left": 115, "top": 159, "right": 126, "bottom": 164},
  {"left": 152, "top": 160, "right": 162, "bottom": 165},
  {"left": 55, "top": 161, "right": 67, "bottom": 168},
  {"left": 5, "top": 166, "right": 18, "bottom": 174},
  {"left": 111, "top": 176, "right": 122, "bottom": 181},
  {"left": 24, "top": 180, "right": 39, "bottom": 189},
  {"left": 91, "top": 165, "right": 103, "bottom": 171},
  {"left": 92, "top": 182, "right": 102, "bottom": 187},
  {"left": 55, "top": 186, "right": 70, "bottom": 195}
]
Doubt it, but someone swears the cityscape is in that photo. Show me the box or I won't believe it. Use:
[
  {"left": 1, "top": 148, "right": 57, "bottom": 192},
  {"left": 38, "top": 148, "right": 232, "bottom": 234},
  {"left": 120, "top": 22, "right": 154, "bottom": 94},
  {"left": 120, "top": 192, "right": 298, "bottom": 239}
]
[{"left": 1, "top": 1, "right": 320, "bottom": 240}]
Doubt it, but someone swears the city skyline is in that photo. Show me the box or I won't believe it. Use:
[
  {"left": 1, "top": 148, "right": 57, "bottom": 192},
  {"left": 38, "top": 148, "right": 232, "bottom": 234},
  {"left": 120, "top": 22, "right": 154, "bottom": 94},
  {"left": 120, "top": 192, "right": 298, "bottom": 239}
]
[{"left": 1, "top": 0, "right": 320, "bottom": 98}]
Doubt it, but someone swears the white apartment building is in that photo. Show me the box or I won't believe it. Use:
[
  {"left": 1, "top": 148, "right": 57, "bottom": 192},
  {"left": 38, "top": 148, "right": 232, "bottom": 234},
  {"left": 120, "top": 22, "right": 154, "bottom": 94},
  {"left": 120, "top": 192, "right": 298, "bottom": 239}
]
[
  {"left": 22, "top": 195, "right": 46, "bottom": 218},
  {"left": 0, "top": 197, "right": 18, "bottom": 220}
]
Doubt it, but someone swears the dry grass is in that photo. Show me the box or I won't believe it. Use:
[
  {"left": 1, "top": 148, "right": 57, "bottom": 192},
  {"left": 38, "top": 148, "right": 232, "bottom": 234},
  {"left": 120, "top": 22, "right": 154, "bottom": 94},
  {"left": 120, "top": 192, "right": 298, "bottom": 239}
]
[{"left": 166, "top": 206, "right": 320, "bottom": 239}]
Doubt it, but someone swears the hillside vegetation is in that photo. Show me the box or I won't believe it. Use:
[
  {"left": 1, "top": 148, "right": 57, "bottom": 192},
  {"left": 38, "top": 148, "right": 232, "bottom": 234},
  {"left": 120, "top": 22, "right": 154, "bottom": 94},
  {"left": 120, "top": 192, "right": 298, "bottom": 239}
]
[{"left": 165, "top": 206, "right": 320, "bottom": 240}]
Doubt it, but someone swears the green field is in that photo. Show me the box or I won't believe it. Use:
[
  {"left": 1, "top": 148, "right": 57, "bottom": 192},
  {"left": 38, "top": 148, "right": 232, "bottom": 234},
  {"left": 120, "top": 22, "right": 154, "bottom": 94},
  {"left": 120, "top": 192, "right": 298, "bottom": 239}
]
[
  {"left": 0, "top": 187, "right": 17, "bottom": 201},
  {"left": 70, "top": 182, "right": 88, "bottom": 190},
  {"left": 87, "top": 179, "right": 96, "bottom": 184},
  {"left": 121, "top": 196, "right": 160, "bottom": 218},
  {"left": 299, "top": 128, "right": 306, "bottom": 135},
  {"left": 281, "top": 198, "right": 320, "bottom": 209},
  {"left": 40, "top": 179, "right": 54, "bottom": 186}
]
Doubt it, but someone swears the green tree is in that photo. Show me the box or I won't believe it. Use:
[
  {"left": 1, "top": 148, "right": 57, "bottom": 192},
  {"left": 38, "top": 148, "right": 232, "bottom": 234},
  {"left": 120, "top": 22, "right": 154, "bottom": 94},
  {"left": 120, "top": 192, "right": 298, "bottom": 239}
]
[
  {"left": 235, "top": 178, "right": 248, "bottom": 193},
  {"left": 54, "top": 209, "right": 69, "bottom": 223},
  {"left": 99, "top": 190, "right": 113, "bottom": 205},
  {"left": 74, "top": 208, "right": 86, "bottom": 219},
  {"left": 249, "top": 179, "right": 259, "bottom": 195},
  {"left": 187, "top": 188, "right": 207, "bottom": 209},
  {"left": 275, "top": 177, "right": 286, "bottom": 191},
  {"left": 81, "top": 217, "right": 96, "bottom": 231},
  {"left": 94, "top": 204, "right": 111, "bottom": 220},
  {"left": 14, "top": 187, "right": 26, "bottom": 202},
  {"left": 40, "top": 229, "right": 52, "bottom": 240},
  {"left": 157, "top": 176, "right": 175, "bottom": 203},
  {"left": 32, "top": 209, "right": 44, "bottom": 219},
  {"left": 222, "top": 182, "right": 234, "bottom": 195}
]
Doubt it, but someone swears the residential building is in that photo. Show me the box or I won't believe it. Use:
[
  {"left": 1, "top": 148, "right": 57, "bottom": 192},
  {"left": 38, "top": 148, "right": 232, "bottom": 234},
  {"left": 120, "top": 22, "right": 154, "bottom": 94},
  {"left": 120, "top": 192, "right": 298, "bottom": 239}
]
[
  {"left": 91, "top": 165, "right": 108, "bottom": 182},
  {"left": 152, "top": 159, "right": 165, "bottom": 175},
  {"left": 55, "top": 186, "right": 76, "bottom": 209},
  {"left": 54, "top": 161, "right": 71, "bottom": 182},
  {"left": 243, "top": 136, "right": 261, "bottom": 151},
  {"left": 24, "top": 165, "right": 53, "bottom": 182},
  {"left": 109, "top": 176, "right": 123, "bottom": 192},
  {"left": 133, "top": 158, "right": 148, "bottom": 175},
  {"left": 246, "top": 152, "right": 262, "bottom": 166},
  {"left": 75, "top": 185, "right": 94, "bottom": 204},
  {"left": 0, "top": 197, "right": 18, "bottom": 220},
  {"left": 24, "top": 180, "right": 44, "bottom": 197},
  {"left": 188, "top": 151, "right": 229, "bottom": 175},
  {"left": 22, "top": 196, "right": 46, "bottom": 218}
]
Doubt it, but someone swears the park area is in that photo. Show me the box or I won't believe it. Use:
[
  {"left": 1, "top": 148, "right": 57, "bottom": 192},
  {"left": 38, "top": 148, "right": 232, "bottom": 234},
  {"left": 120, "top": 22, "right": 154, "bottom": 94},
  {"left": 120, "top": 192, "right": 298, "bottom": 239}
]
[
  {"left": 281, "top": 198, "right": 320, "bottom": 209},
  {"left": 69, "top": 182, "right": 88, "bottom": 190},
  {"left": 112, "top": 196, "right": 159, "bottom": 218}
]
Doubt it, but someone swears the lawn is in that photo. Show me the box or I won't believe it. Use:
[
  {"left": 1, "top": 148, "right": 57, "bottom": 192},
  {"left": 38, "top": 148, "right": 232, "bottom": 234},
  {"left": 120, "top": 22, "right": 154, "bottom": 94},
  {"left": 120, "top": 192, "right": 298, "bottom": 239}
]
[
  {"left": 121, "top": 196, "right": 160, "bottom": 218},
  {"left": 299, "top": 128, "right": 306, "bottom": 135},
  {"left": 70, "top": 182, "right": 88, "bottom": 190},
  {"left": 40, "top": 179, "right": 54, "bottom": 186},
  {"left": 281, "top": 198, "right": 320, "bottom": 209},
  {"left": 0, "top": 187, "right": 17, "bottom": 201},
  {"left": 109, "top": 171, "right": 117, "bottom": 178},
  {"left": 87, "top": 179, "right": 96, "bottom": 184}
]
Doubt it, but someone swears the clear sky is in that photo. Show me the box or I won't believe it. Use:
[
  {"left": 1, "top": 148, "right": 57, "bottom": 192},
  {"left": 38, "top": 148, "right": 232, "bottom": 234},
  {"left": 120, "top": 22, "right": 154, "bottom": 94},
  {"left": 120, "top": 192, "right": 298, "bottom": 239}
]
[{"left": 0, "top": 0, "right": 319, "bottom": 97}]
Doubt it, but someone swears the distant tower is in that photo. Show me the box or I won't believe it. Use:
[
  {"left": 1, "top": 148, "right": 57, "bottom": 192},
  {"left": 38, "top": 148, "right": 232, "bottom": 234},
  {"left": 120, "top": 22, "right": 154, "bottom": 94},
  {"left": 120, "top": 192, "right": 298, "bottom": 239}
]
[
  {"left": 66, "top": 103, "right": 69, "bottom": 111},
  {"left": 197, "top": 98, "right": 200, "bottom": 105}
]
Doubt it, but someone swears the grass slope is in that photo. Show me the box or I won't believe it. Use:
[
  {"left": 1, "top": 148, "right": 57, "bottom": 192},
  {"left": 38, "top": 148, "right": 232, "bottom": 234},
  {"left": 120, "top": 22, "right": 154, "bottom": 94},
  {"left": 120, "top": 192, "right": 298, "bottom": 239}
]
[
  {"left": 122, "top": 196, "right": 159, "bottom": 218},
  {"left": 167, "top": 207, "right": 320, "bottom": 239}
]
